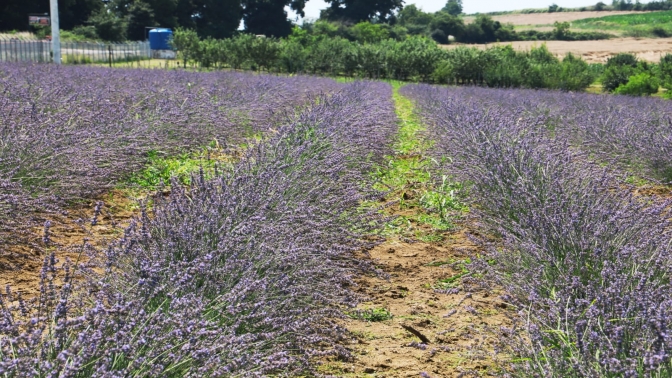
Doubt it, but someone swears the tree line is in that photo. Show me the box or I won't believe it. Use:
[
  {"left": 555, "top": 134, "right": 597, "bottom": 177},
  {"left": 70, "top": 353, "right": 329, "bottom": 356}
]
[
  {"left": 171, "top": 28, "right": 599, "bottom": 91},
  {"left": 0, "top": 0, "right": 406, "bottom": 41},
  {"left": 2, "top": 0, "right": 642, "bottom": 44},
  {"left": 172, "top": 27, "right": 672, "bottom": 97}
]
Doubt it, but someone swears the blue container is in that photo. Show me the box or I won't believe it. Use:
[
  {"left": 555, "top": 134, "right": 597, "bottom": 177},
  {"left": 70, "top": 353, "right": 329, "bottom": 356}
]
[{"left": 149, "top": 28, "right": 173, "bottom": 50}]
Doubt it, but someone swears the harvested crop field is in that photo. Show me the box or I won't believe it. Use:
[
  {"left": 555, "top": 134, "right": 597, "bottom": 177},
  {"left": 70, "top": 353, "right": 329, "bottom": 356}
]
[{"left": 444, "top": 37, "right": 672, "bottom": 63}]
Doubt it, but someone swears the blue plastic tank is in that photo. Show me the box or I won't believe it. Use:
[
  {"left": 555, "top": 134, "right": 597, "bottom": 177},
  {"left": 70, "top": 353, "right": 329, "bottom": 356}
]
[{"left": 149, "top": 28, "right": 173, "bottom": 50}]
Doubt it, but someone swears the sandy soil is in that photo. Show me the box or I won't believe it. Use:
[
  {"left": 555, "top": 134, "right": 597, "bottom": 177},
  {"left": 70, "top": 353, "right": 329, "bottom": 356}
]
[
  {"left": 444, "top": 37, "right": 672, "bottom": 63},
  {"left": 464, "top": 11, "right": 643, "bottom": 26},
  {"left": 0, "top": 191, "right": 137, "bottom": 298},
  {"left": 324, "top": 232, "right": 512, "bottom": 377}
]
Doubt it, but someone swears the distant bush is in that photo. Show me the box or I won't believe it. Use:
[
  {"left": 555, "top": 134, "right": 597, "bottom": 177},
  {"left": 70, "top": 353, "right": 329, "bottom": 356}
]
[
  {"left": 652, "top": 26, "right": 671, "bottom": 38},
  {"left": 602, "top": 64, "right": 637, "bottom": 92},
  {"left": 601, "top": 53, "right": 638, "bottom": 92},
  {"left": 658, "top": 53, "right": 672, "bottom": 90},
  {"left": 430, "top": 29, "right": 448, "bottom": 44},
  {"left": 558, "top": 53, "right": 597, "bottom": 91},
  {"left": 614, "top": 72, "right": 660, "bottom": 96},
  {"left": 71, "top": 25, "right": 99, "bottom": 40},
  {"left": 607, "top": 53, "right": 639, "bottom": 68}
]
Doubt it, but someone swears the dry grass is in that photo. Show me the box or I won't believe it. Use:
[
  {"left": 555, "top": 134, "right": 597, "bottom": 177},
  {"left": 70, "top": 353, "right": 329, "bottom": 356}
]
[{"left": 444, "top": 37, "right": 672, "bottom": 63}]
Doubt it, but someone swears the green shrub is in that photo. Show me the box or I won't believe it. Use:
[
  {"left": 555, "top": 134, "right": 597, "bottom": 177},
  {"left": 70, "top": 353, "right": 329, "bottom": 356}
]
[
  {"left": 171, "top": 27, "right": 201, "bottom": 66},
  {"left": 602, "top": 64, "right": 636, "bottom": 92},
  {"left": 89, "top": 9, "right": 126, "bottom": 42},
  {"left": 76, "top": 26, "right": 98, "bottom": 39},
  {"left": 432, "top": 60, "right": 454, "bottom": 84},
  {"left": 658, "top": 53, "right": 672, "bottom": 89},
  {"left": 351, "top": 22, "right": 390, "bottom": 43},
  {"left": 483, "top": 48, "right": 531, "bottom": 88},
  {"left": 249, "top": 37, "right": 281, "bottom": 71},
  {"left": 652, "top": 26, "right": 671, "bottom": 37},
  {"left": 529, "top": 44, "right": 559, "bottom": 65},
  {"left": 279, "top": 39, "right": 307, "bottom": 73},
  {"left": 557, "top": 53, "right": 597, "bottom": 91},
  {"left": 430, "top": 29, "right": 448, "bottom": 44},
  {"left": 614, "top": 72, "right": 660, "bottom": 96},
  {"left": 606, "top": 53, "right": 638, "bottom": 68},
  {"left": 444, "top": 46, "right": 485, "bottom": 84}
]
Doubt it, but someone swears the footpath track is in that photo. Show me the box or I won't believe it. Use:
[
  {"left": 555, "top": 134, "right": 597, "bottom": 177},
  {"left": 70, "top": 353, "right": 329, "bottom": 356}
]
[{"left": 325, "top": 85, "right": 513, "bottom": 377}]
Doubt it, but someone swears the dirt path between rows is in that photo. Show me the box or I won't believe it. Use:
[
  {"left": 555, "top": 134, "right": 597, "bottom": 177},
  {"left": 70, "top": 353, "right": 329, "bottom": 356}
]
[
  {"left": 320, "top": 85, "right": 514, "bottom": 377},
  {"left": 0, "top": 191, "right": 137, "bottom": 298},
  {"left": 328, "top": 229, "right": 512, "bottom": 377}
]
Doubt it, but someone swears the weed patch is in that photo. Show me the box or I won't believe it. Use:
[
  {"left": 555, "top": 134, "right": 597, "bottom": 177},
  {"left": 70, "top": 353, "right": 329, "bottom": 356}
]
[{"left": 371, "top": 82, "right": 466, "bottom": 241}]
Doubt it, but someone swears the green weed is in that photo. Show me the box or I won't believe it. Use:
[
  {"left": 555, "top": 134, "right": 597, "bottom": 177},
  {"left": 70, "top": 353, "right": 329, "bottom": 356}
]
[
  {"left": 127, "top": 148, "right": 230, "bottom": 190},
  {"left": 434, "top": 258, "right": 472, "bottom": 289},
  {"left": 370, "top": 83, "right": 467, "bottom": 240}
]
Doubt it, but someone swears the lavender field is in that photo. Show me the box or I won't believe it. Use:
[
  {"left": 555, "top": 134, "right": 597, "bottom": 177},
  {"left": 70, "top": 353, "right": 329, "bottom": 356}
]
[
  {"left": 403, "top": 84, "right": 672, "bottom": 377},
  {"left": 1, "top": 62, "right": 672, "bottom": 377}
]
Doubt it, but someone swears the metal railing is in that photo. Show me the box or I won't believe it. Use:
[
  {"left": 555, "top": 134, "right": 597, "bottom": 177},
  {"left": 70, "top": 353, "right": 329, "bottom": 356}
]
[{"left": 0, "top": 40, "right": 151, "bottom": 64}]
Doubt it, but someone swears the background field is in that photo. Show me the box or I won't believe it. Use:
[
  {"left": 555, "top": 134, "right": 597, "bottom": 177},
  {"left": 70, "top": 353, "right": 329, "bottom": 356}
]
[
  {"left": 573, "top": 10, "right": 672, "bottom": 36},
  {"left": 445, "top": 37, "right": 672, "bottom": 63},
  {"left": 464, "top": 10, "right": 643, "bottom": 27}
]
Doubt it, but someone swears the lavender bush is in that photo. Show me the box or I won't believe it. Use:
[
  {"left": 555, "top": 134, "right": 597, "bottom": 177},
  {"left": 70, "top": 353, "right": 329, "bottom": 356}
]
[
  {"left": 403, "top": 84, "right": 672, "bottom": 377},
  {"left": 1, "top": 81, "right": 397, "bottom": 376},
  {"left": 418, "top": 86, "right": 672, "bottom": 184},
  {"left": 0, "top": 63, "right": 340, "bottom": 249}
]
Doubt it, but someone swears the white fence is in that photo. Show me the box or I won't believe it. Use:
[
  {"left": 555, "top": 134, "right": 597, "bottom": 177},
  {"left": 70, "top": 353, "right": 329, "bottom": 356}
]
[{"left": 0, "top": 40, "right": 151, "bottom": 64}]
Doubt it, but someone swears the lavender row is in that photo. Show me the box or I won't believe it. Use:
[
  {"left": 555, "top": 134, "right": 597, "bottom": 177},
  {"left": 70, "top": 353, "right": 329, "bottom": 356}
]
[
  {"left": 0, "top": 63, "right": 341, "bottom": 248},
  {"left": 421, "top": 86, "right": 672, "bottom": 184},
  {"left": 0, "top": 81, "right": 397, "bottom": 376},
  {"left": 402, "top": 84, "right": 672, "bottom": 377}
]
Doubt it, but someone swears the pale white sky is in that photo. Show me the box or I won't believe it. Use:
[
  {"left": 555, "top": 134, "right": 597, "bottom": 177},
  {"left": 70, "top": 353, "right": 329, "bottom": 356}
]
[{"left": 288, "top": 0, "right": 649, "bottom": 21}]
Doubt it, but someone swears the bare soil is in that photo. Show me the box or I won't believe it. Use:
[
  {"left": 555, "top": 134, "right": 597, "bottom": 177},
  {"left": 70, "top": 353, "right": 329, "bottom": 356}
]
[
  {"left": 464, "top": 11, "right": 643, "bottom": 26},
  {"left": 322, "top": 221, "right": 512, "bottom": 377},
  {"left": 444, "top": 37, "right": 672, "bottom": 63},
  {"left": 0, "top": 191, "right": 137, "bottom": 298}
]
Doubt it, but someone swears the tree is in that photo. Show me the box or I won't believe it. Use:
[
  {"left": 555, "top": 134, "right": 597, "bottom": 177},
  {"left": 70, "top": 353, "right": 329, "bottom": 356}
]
[
  {"left": 612, "top": 0, "right": 633, "bottom": 10},
  {"left": 141, "top": 0, "right": 179, "bottom": 29},
  {"left": 323, "top": 0, "right": 404, "bottom": 23},
  {"left": 191, "top": 0, "right": 242, "bottom": 38},
  {"left": 90, "top": 8, "right": 126, "bottom": 41},
  {"left": 594, "top": 1, "right": 606, "bottom": 10},
  {"left": 442, "top": 0, "right": 462, "bottom": 16},
  {"left": 58, "top": 0, "right": 105, "bottom": 30},
  {"left": 430, "top": 12, "right": 464, "bottom": 41},
  {"left": 473, "top": 14, "right": 499, "bottom": 42},
  {"left": 0, "top": 0, "right": 101, "bottom": 32},
  {"left": 552, "top": 21, "right": 570, "bottom": 39},
  {"left": 351, "top": 21, "right": 390, "bottom": 42},
  {"left": 243, "top": 0, "right": 307, "bottom": 37},
  {"left": 397, "top": 4, "right": 434, "bottom": 35},
  {"left": 171, "top": 27, "right": 201, "bottom": 65},
  {"left": 126, "top": 2, "right": 155, "bottom": 40},
  {"left": 398, "top": 4, "right": 433, "bottom": 26}
]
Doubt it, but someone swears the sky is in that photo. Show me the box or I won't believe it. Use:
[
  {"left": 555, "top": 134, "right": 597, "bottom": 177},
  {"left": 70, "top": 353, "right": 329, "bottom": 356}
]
[{"left": 288, "top": 0, "right": 648, "bottom": 21}]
